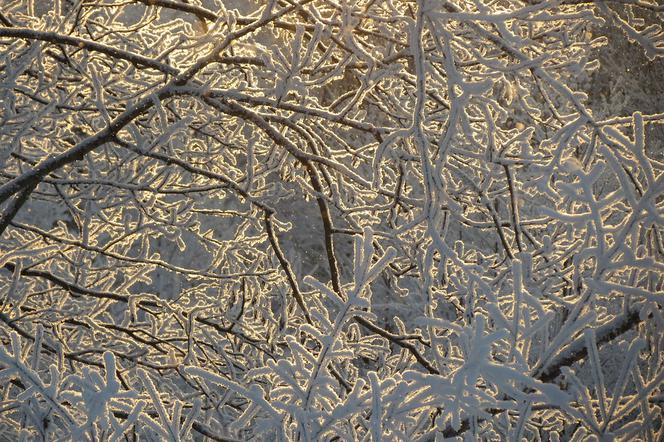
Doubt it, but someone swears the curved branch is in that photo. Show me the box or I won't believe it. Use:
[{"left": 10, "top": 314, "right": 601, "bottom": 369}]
[{"left": 438, "top": 306, "right": 644, "bottom": 439}]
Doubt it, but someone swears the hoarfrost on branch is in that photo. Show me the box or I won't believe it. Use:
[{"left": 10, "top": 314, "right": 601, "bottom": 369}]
[{"left": 0, "top": 0, "right": 663, "bottom": 440}]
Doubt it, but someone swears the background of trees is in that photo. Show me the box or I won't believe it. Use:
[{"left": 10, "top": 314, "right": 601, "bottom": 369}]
[{"left": 1, "top": 0, "right": 663, "bottom": 440}]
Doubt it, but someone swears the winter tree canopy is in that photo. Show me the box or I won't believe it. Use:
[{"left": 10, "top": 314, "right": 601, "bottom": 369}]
[{"left": 1, "top": 0, "right": 663, "bottom": 440}]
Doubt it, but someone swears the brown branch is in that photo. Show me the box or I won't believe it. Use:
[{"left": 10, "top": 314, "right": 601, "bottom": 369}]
[
  {"left": 0, "top": 27, "right": 178, "bottom": 74},
  {"left": 0, "top": 0, "right": 314, "bottom": 209},
  {"left": 263, "top": 213, "right": 312, "bottom": 323},
  {"left": 0, "top": 183, "right": 36, "bottom": 236},
  {"left": 354, "top": 316, "right": 439, "bottom": 375},
  {"left": 437, "top": 306, "right": 644, "bottom": 439},
  {"left": 503, "top": 164, "right": 525, "bottom": 254}
]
